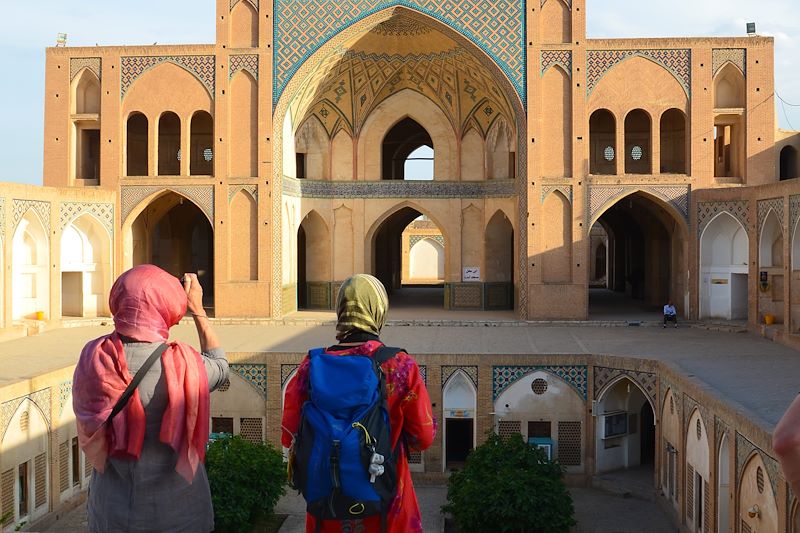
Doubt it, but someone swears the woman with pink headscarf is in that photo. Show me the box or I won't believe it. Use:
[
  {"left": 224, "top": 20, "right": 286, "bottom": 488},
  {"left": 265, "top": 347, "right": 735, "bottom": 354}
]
[{"left": 73, "top": 265, "right": 228, "bottom": 532}]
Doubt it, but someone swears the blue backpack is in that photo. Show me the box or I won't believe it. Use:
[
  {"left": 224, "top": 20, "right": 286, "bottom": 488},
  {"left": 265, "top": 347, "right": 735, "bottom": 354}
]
[{"left": 289, "top": 346, "right": 403, "bottom": 532}]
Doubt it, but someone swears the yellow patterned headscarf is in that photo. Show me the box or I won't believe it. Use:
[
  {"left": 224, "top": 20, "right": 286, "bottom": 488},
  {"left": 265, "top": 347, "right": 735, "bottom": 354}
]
[{"left": 335, "top": 274, "right": 389, "bottom": 341}]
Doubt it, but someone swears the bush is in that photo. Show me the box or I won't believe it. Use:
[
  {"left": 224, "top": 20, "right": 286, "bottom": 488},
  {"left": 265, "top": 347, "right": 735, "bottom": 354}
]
[
  {"left": 206, "top": 435, "right": 287, "bottom": 532},
  {"left": 443, "top": 432, "right": 575, "bottom": 533}
]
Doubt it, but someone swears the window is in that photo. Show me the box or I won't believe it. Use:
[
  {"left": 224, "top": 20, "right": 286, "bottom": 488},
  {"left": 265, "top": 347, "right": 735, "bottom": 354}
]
[
  {"left": 18, "top": 462, "right": 28, "bottom": 517},
  {"left": 212, "top": 417, "right": 234, "bottom": 435},
  {"left": 72, "top": 437, "right": 80, "bottom": 487}
]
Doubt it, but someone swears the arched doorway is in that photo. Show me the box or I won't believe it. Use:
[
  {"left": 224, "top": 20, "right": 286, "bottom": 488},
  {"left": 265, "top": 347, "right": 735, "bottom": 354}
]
[
  {"left": 624, "top": 109, "right": 651, "bottom": 174},
  {"left": 297, "top": 210, "right": 331, "bottom": 309},
  {"left": 595, "top": 377, "right": 655, "bottom": 476},
  {"left": 700, "top": 212, "right": 748, "bottom": 320},
  {"left": 382, "top": 117, "right": 434, "bottom": 180},
  {"left": 590, "top": 192, "right": 687, "bottom": 320},
  {"left": 60, "top": 214, "right": 112, "bottom": 318},
  {"left": 370, "top": 207, "right": 446, "bottom": 309},
  {"left": 442, "top": 371, "right": 476, "bottom": 471},
  {"left": 130, "top": 192, "right": 214, "bottom": 312},
  {"left": 12, "top": 211, "right": 50, "bottom": 321}
]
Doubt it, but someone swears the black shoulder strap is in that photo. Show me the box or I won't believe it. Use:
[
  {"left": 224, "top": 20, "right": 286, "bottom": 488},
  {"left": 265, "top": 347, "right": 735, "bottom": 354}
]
[
  {"left": 106, "top": 343, "right": 169, "bottom": 424},
  {"left": 374, "top": 346, "right": 405, "bottom": 365}
]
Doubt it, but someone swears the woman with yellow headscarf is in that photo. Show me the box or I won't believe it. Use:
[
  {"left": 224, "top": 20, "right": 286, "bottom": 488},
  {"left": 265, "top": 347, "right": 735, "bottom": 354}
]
[{"left": 282, "top": 274, "right": 435, "bottom": 533}]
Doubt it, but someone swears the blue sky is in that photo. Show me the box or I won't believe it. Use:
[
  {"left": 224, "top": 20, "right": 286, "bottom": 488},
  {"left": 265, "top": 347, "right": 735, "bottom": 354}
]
[{"left": 1, "top": 0, "right": 797, "bottom": 184}]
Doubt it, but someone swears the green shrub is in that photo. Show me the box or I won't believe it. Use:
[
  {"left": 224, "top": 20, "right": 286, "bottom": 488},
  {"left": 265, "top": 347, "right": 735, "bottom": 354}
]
[
  {"left": 206, "top": 435, "right": 286, "bottom": 532},
  {"left": 443, "top": 432, "right": 575, "bottom": 533}
]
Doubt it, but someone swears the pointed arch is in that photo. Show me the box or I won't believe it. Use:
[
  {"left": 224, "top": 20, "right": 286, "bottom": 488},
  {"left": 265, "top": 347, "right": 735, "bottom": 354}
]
[
  {"left": 442, "top": 369, "right": 477, "bottom": 470},
  {"left": 718, "top": 431, "right": 731, "bottom": 532},
  {"left": 230, "top": 190, "right": 258, "bottom": 281},
  {"left": 460, "top": 128, "right": 485, "bottom": 181},
  {"left": 12, "top": 209, "right": 50, "bottom": 321},
  {"left": 61, "top": 213, "right": 112, "bottom": 317},
  {"left": 759, "top": 208, "right": 783, "bottom": 268},
  {"left": 295, "top": 115, "right": 330, "bottom": 180},
  {"left": 541, "top": 64, "right": 572, "bottom": 178},
  {"left": 589, "top": 109, "right": 617, "bottom": 175},
  {"left": 230, "top": 70, "right": 258, "bottom": 177},
  {"left": 699, "top": 211, "right": 749, "bottom": 320},
  {"left": 540, "top": 0, "right": 571, "bottom": 44},
  {"left": 72, "top": 68, "right": 101, "bottom": 115},
  {"left": 714, "top": 62, "right": 746, "bottom": 109},
  {"left": 231, "top": 0, "right": 258, "bottom": 48},
  {"left": 737, "top": 452, "right": 778, "bottom": 533},
  {"left": 486, "top": 117, "right": 514, "bottom": 180}
]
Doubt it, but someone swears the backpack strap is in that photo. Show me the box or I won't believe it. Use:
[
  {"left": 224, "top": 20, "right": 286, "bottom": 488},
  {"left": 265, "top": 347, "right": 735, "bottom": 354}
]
[
  {"left": 106, "top": 343, "right": 169, "bottom": 424},
  {"left": 374, "top": 346, "right": 405, "bottom": 365}
]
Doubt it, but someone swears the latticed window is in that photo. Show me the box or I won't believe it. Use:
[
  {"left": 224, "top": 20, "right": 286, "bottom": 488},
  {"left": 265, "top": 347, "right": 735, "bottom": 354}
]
[
  {"left": 557, "top": 421, "right": 581, "bottom": 466},
  {"left": 408, "top": 451, "right": 423, "bottom": 465},
  {"left": 741, "top": 520, "right": 752, "bottom": 533},
  {"left": 239, "top": 417, "right": 263, "bottom": 444},
  {"left": 703, "top": 481, "right": 710, "bottom": 532},
  {"left": 34, "top": 453, "right": 47, "bottom": 509},
  {"left": 84, "top": 451, "right": 93, "bottom": 480},
  {"left": 1, "top": 469, "right": 14, "bottom": 526},
  {"left": 59, "top": 441, "right": 69, "bottom": 493},
  {"left": 686, "top": 464, "right": 694, "bottom": 521},
  {"left": 497, "top": 420, "right": 521, "bottom": 440}
]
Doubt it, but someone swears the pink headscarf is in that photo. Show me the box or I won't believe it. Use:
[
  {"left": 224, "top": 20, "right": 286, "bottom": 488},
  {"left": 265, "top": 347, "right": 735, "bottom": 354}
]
[{"left": 73, "top": 264, "right": 210, "bottom": 484}]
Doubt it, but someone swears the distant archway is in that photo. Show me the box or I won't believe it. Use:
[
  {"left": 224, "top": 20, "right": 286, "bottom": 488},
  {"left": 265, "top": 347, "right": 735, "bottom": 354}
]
[
  {"left": 382, "top": 117, "right": 433, "bottom": 181},
  {"left": 60, "top": 214, "right": 112, "bottom": 318},
  {"left": 700, "top": 212, "right": 748, "bottom": 320},
  {"left": 12, "top": 211, "right": 49, "bottom": 321}
]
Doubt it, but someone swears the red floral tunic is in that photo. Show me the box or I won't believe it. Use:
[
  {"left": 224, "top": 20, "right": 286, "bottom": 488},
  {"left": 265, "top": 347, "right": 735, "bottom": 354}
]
[{"left": 281, "top": 341, "right": 435, "bottom": 533}]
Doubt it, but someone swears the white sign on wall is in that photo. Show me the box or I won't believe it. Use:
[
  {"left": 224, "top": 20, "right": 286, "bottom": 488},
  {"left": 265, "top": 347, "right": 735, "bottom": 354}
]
[{"left": 462, "top": 267, "right": 480, "bottom": 282}]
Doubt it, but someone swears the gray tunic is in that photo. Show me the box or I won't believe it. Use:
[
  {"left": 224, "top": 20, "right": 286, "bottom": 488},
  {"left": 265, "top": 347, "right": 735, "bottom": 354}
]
[{"left": 87, "top": 342, "right": 228, "bottom": 533}]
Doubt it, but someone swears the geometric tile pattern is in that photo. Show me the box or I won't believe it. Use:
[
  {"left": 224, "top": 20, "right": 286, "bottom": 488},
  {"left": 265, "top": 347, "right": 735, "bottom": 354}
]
[
  {"left": 409, "top": 235, "right": 444, "bottom": 248},
  {"left": 230, "top": 364, "right": 267, "bottom": 399},
  {"left": 587, "top": 49, "right": 691, "bottom": 97},
  {"left": 121, "top": 56, "right": 216, "bottom": 98},
  {"left": 492, "top": 365, "right": 587, "bottom": 401},
  {"left": 282, "top": 177, "right": 516, "bottom": 198},
  {"left": 228, "top": 184, "right": 258, "bottom": 202},
  {"left": 542, "top": 185, "right": 572, "bottom": 204},
  {"left": 30, "top": 388, "right": 52, "bottom": 426},
  {"left": 59, "top": 202, "right": 114, "bottom": 235},
  {"left": 281, "top": 364, "right": 300, "bottom": 387},
  {"left": 497, "top": 420, "right": 521, "bottom": 439},
  {"left": 712, "top": 48, "right": 746, "bottom": 77},
  {"left": 274, "top": 0, "right": 525, "bottom": 102},
  {"left": 229, "top": 54, "right": 259, "bottom": 81},
  {"left": 419, "top": 364, "right": 427, "bottom": 385},
  {"left": 588, "top": 185, "right": 691, "bottom": 225},
  {"left": 0, "top": 389, "right": 51, "bottom": 442},
  {"left": 70, "top": 57, "right": 102, "bottom": 81},
  {"left": 35, "top": 452, "right": 47, "bottom": 508},
  {"left": 593, "top": 366, "right": 657, "bottom": 407},
  {"left": 231, "top": 0, "right": 259, "bottom": 10},
  {"left": 736, "top": 432, "right": 780, "bottom": 498},
  {"left": 540, "top": 0, "right": 571, "bottom": 6},
  {"left": 441, "top": 365, "right": 478, "bottom": 389},
  {"left": 791, "top": 195, "right": 800, "bottom": 238},
  {"left": 239, "top": 417, "right": 264, "bottom": 444},
  {"left": 697, "top": 200, "right": 750, "bottom": 237},
  {"left": 757, "top": 197, "right": 784, "bottom": 236},
  {"left": 59, "top": 381, "right": 72, "bottom": 418},
  {"left": 541, "top": 50, "right": 572, "bottom": 77},
  {"left": 13, "top": 199, "right": 52, "bottom": 235},
  {"left": 557, "top": 420, "right": 582, "bottom": 466},
  {"left": 120, "top": 185, "right": 215, "bottom": 223}
]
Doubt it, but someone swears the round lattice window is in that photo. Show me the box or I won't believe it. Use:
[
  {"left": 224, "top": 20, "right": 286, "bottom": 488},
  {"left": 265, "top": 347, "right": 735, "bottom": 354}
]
[
  {"left": 19, "top": 411, "right": 29, "bottom": 432},
  {"left": 531, "top": 378, "right": 548, "bottom": 395},
  {"left": 631, "top": 146, "right": 644, "bottom": 161},
  {"left": 603, "top": 146, "right": 615, "bottom": 161},
  {"left": 756, "top": 466, "right": 765, "bottom": 494},
  {"left": 669, "top": 396, "right": 674, "bottom": 414},
  {"left": 696, "top": 419, "right": 702, "bottom": 440},
  {"left": 203, "top": 148, "right": 213, "bottom": 162},
  {"left": 218, "top": 379, "right": 230, "bottom": 392},
  {"left": 176, "top": 149, "right": 182, "bottom": 161}
]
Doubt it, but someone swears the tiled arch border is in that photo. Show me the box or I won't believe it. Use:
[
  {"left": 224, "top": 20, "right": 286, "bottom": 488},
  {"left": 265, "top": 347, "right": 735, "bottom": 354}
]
[{"left": 272, "top": 6, "right": 528, "bottom": 319}]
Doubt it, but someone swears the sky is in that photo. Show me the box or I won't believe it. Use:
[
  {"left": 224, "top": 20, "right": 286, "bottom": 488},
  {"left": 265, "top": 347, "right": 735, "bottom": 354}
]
[{"left": 1, "top": 0, "right": 798, "bottom": 185}]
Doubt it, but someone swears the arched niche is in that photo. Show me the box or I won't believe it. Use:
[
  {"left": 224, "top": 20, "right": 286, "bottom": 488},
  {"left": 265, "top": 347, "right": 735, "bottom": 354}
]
[
  {"left": 158, "top": 112, "right": 181, "bottom": 176},
  {"left": 442, "top": 371, "right": 477, "bottom": 470},
  {"left": 297, "top": 210, "right": 331, "bottom": 309},
  {"left": 685, "top": 408, "right": 711, "bottom": 532},
  {"left": 484, "top": 210, "right": 514, "bottom": 283},
  {"left": 781, "top": 146, "right": 798, "bottom": 181},
  {"left": 382, "top": 117, "right": 433, "bottom": 181},
  {"left": 72, "top": 69, "right": 100, "bottom": 115},
  {"left": 358, "top": 89, "right": 456, "bottom": 181},
  {"left": 541, "top": 191, "right": 571, "bottom": 283},
  {"left": 594, "top": 376, "right": 655, "bottom": 474},
  {"left": 660, "top": 389, "right": 680, "bottom": 508},
  {"left": 209, "top": 369, "right": 267, "bottom": 443},
  {"left": 333, "top": 205, "right": 354, "bottom": 281},
  {"left": 229, "top": 190, "right": 258, "bottom": 281},
  {"left": 540, "top": 0, "right": 571, "bottom": 44},
  {"left": 738, "top": 453, "right": 778, "bottom": 533},
  {"left": 408, "top": 238, "right": 444, "bottom": 281},
  {"left": 589, "top": 109, "right": 616, "bottom": 175},
  {"left": 126, "top": 112, "right": 149, "bottom": 176},
  {"left": 699, "top": 212, "right": 749, "bottom": 320},
  {"left": 660, "top": 109, "right": 687, "bottom": 174},
  {"left": 541, "top": 65, "right": 572, "bottom": 178},
  {"left": 295, "top": 116, "right": 330, "bottom": 180},
  {"left": 624, "top": 109, "right": 651, "bottom": 174},
  {"left": 460, "top": 129, "right": 485, "bottom": 181},
  {"left": 714, "top": 63, "right": 746, "bottom": 109},
  {"left": 230, "top": 0, "right": 258, "bottom": 48},
  {"left": 230, "top": 71, "right": 258, "bottom": 178},
  {"left": 56, "top": 392, "right": 91, "bottom": 500},
  {"left": 12, "top": 211, "right": 50, "bottom": 321},
  {"left": 331, "top": 130, "right": 353, "bottom": 181},
  {"left": 190, "top": 111, "right": 214, "bottom": 176},
  {"left": 718, "top": 433, "right": 731, "bottom": 533},
  {"left": 486, "top": 118, "right": 514, "bottom": 180},
  {"left": 759, "top": 210, "right": 783, "bottom": 268},
  {"left": 60, "top": 214, "right": 112, "bottom": 318}
]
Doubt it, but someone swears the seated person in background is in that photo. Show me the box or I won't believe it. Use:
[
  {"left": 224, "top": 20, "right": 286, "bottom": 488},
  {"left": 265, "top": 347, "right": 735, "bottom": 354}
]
[{"left": 663, "top": 300, "right": 678, "bottom": 328}]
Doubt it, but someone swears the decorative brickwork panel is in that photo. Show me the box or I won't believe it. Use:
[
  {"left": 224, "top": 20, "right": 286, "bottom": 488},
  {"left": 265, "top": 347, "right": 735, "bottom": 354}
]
[
  {"left": 59, "top": 202, "right": 114, "bottom": 236},
  {"left": 791, "top": 195, "right": 800, "bottom": 237},
  {"left": 409, "top": 235, "right": 444, "bottom": 248},
  {"left": 229, "top": 54, "right": 259, "bottom": 80},
  {"left": 121, "top": 186, "right": 215, "bottom": 223},
  {"left": 274, "top": 0, "right": 524, "bottom": 103},
  {"left": 283, "top": 177, "right": 516, "bottom": 199},
  {"left": 758, "top": 197, "right": 785, "bottom": 235},
  {"left": 230, "top": 364, "right": 267, "bottom": 399},
  {"left": 593, "top": 366, "right": 657, "bottom": 406},
  {"left": 451, "top": 283, "right": 482, "bottom": 309},
  {"left": 497, "top": 420, "right": 521, "bottom": 439},
  {"left": 587, "top": 49, "right": 691, "bottom": 97},
  {"left": 418, "top": 365, "right": 427, "bottom": 385},
  {"left": 306, "top": 282, "right": 332, "bottom": 309},
  {"left": 712, "top": 48, "right": 746, "bottom": 77},
  {"left": 121, "top": 56, "right": 215, "bottom": 98},
  {"left": 59, "top": 441, "right": 69, "bottom": 492},
  {"left": 13, "top": 199, "right": 52, "bottom": 235},
  {"left": 687, "top": 464, "right": 694, "bottom": 521},
  {"left": 281, "top": 364, "right": 300, "bottom": 387},
  {"left": 541, "top": 50, "right": 572, "bottom": 77},
  {"left": 240, "top": 417, "right": 264, "bottom": 444},
  {"left": 59, "top": 381, "right": 72, "bottom": 418},
  {"left": 231, "top": 0, "right": 259, "bottom": 11},
  {"left": 228, "top": 184, "right": 258, "bottom": 202},
  {"left": 541, "top": 185, "right": 572, "bottom": 204},
  {"left": 0, "top": 398, "right": 25, "bottom": 441},
  {"left": 697, "top": 201, "right": 750, "bottom": 237},
  {"left": 557, "top": 421, "right": 581, "bottom": 466},
  {"left": 484, "top": 282, "right": 513, "bottom": 310},
  {"left": 493, "top": 366, "right": 587, "bottom": 401},
  {"left": 34, "top": 453, "right": 47, "bottom": 509},
  {"left": 589, "top": 185, "right": 690, "bottom": 225},
  {"left": 30, "top": 389, "right": 52, "bottom": 427},
  {"left": 1, "top": 469, "right": 13, "bottom": 526},
  {"left": 704, "top": 480, "right": 710, "bottom": 532},
  {"left": 442, "top": 366, "right": 478, "bottom": 389},
  {"left": 70, "top": 57, "right": 102, "bottom": 81}
]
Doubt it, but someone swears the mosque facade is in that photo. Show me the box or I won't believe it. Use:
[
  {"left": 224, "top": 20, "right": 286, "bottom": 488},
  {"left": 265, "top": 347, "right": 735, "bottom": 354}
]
[{"left": 1, "top": 0, "right": 800, "bottom": 530}]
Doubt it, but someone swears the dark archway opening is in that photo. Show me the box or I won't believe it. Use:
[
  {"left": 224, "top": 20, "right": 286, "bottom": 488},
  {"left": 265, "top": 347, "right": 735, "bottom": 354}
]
[
  {"left": 640, "top": 401, "right": 655, "bottom": 465},
  {"left": 589, "top": 109, "right": 616, "bottom": 175},
  {"left": 372, "top": 207, "right": 444, "bottom": 308},
  {"left": 131, "top": 194, "right": 215, "bottom": 312},
  {"left": 381, "top": 118, "right": 433, "bottom": 180},
  {"left": 781, "top": 145, "right": 798, "bottom": 181},
  {"left": 158, "top": 112, "right": 181, "bottom": 176},
  {"left": 590, "top": 194, "right": 684, "bottom": 321},
  {"left": 127, "top": 113, "right": 148, "bottom": 176},
  {"left": 445, "top": 419, "right": 474, "bottom": 470},
  {"left": 190, "top": 111, "right": 214, "bottom": 176},
  {"left": 297, "top": 225, "right": 307, "bottom": 309}
]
